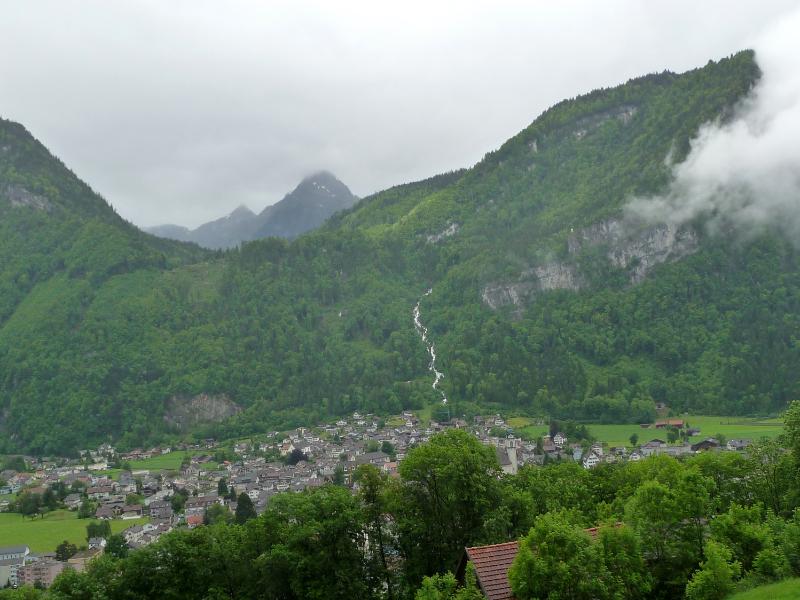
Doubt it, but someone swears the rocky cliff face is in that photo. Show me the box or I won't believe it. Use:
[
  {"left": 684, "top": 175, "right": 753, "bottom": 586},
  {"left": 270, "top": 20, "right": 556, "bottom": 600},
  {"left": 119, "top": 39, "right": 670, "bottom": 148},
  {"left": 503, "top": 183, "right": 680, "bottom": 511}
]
[
  {"left": 164, "top": 393, "right": 242, "bottom": 431},
  {"left": 2, "top": 184, "right": 53, "bottom": 211},
  {"left": 482, "top": 218, "right": 698, "bottom": 309}
]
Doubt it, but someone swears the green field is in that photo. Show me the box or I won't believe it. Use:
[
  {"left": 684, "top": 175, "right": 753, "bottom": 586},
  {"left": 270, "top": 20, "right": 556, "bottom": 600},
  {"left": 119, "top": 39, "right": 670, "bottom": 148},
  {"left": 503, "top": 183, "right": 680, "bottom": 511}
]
[
  {"left": 729, "top": 579, "right": 800, "bottom": 599},
  {"left": 518, "top": 415, "right": 783, "bottom": 447},
  {"left": 126, "top": 451, "right": 194, "bottom": 471},
  {"left": 94, "top": 451, "right": 198, "bottom": 479},
  {"left": 0, "top": 510, "right": 148, "bottom": 552}
]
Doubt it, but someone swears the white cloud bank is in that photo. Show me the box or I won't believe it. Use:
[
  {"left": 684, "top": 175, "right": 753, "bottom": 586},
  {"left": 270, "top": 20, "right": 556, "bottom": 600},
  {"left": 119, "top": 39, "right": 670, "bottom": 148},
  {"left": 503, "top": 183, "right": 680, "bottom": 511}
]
[{"left": 627, "top": 8, "right": 800, "bottom": 241}]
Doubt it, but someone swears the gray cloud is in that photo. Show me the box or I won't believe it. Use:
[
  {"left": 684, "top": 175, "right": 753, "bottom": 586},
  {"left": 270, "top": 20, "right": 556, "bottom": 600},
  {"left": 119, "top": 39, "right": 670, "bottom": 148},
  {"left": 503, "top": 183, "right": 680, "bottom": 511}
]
[
  {"left": 0, "top": 1, "right": 797, "bottom": 228},
  {"left": 627, "top": 7, "right": 800, "bottom": 241}
]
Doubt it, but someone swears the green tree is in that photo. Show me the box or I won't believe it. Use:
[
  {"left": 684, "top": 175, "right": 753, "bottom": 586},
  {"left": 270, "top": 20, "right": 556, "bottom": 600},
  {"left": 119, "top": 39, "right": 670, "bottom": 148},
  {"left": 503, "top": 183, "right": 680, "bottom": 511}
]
[
  {"left": 784, "top": 400, "right": 800, "bottom": 501},
  {"left": 204, "top": 503, "right": 232, "bottom": 526},
  {"left": 595, "top": 525, "right": 652, "bottom": 599},
  {"left": 746, "top": 437, "right": 793, "bottom": 515},
  {"left": 751, "top": 546, "right": 790, "bottom": 582},
  {"left": 77, "top": 499, "right": 96, "bottom": 519},
  {"left": 629, "top": 433, "right": 638, "bottom": 447},
  {"left": 217, "top": 478, "right": 228, "bottom": 497},
  {"left": 125, "top": 493, "right": 143, "bottom": 506},
  {"left": 393, "top": 430, "right": 501, "bottom": 585},
  {"left": 332, "top": 464, "right": 346, "bottom": 486},
  {"left": 414, "top": 563, "right": 483, "bottom": 600},
  {"left": 170, "top": 490, "right": 188, "bottom": 513},
  {"left": 249, "top": 485, "right": 371, "bottom": 599},
  {"left": 684, "top": 541, "right": 740, "bottom": 600},
  {"left": 709, "top": 503, "right": 770, "bottom": 572},
  {"left": 509, "top": 512, "right": 609, "bottom": 600},
  {"left": 234, "top": 493, "right": 256, "bottom": 524},
  {"left": 55, "top": 540, "right": 78, "bottom": 561},
  {"left": 18, "top": 492, "right": 42, "bottom": 519},
  {"left": 354, "top": 465, "right": 394, "bottom": 598},
  {"left": 105, "top": 533, "right": 129, "bottom": 559},
  {"left": 86, "top": 520, "right": 111, "bottom": 540},
  {"left": 381, "top": 441, "right": 396, "bottom": 457}
]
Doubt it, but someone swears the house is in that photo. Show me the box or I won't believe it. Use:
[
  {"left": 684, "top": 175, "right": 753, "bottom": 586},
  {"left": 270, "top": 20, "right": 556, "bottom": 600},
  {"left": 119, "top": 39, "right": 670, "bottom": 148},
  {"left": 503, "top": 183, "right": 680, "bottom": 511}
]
[
  {"left": 691, "top": 438, "right": 720, "bottom": 452},
  {"left": 184, "top": 495, "right": 219, "bottom": 516},
  {"left": 354, "top": 451, "right": 390, "bottom": 467},
  {"left": 186, "top": 514, "right": 204, "bottom": 529},
  {"left": 582, "top": 451, "right": 601, "bottom": 469},
  {"left": 553, "top": 432, "right": 567, "bottom": 448},
  {"left": 0, "top": 546, "right": 29, "bottom": 562},
  {"left": 67, "top": 548, "right": 103, "bottom": 573},
  {"left": 147, "top": 499, "right": 174, "bottom": 520},
  {"left": 87, "top": 485, "right": 114, "bottom": 500},
  {"left": 87, "top": 538, "right": 107, "bottom": 550},
  {"left": 17, "top": 558, "right": 64, "bottom": 588},
  {"left": 640, "top": 439, "right": 667, "bottom": 457},
  {"left": 0, "top": 545, "right": 30, "bottom": 588},
  {"left": 121, "top": 505, "right": 143, "bottom": 519},
  {"left": 655, "top": 419, "right": 685, "bottom": 429},
  {"left": 63, "top": 493, "right": 83, "bottom": 510},
  {"left": 95, "top": 505, "right": 114, "bottom": 520},
  {"left": 495, "top": 447, "right": 518, "bottom": 475},
  {"left": 459, "top": 525, "right": 625, "bottom": 599},
  {"left": 727, "top": 439, "right": 751, "bottom": 452},
  {"left": 457, "top": 541, "right": 519, "bottom": 600}
]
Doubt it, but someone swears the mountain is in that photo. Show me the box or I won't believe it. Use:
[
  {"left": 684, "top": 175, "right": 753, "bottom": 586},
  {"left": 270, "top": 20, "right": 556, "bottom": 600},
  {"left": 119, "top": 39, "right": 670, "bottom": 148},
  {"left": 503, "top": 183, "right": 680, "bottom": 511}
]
[
  {"left": 251, "top": 171, "right": 357, "bottom": 240},
  {"left": 4, "top": 50, "right": 795, "bottom": 455},
  {"left": 147, "top": 172, "right": 356, "bottom": 249},
  {"left": 148, "top": 205, "right": 258, "bottom": 249}
]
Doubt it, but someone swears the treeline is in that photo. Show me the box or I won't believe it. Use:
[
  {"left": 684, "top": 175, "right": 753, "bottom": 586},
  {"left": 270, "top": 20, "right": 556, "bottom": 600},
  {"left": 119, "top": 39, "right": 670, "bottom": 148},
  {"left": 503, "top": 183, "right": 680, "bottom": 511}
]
[{"left": 2, "top": 402, "right": 799, "bottom": 600}]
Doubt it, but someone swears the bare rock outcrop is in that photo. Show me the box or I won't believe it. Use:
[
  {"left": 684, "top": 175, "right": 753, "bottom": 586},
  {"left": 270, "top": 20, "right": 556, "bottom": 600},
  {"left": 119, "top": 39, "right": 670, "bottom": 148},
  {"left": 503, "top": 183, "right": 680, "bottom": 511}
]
[
  {"left": 164, "top": 393, "right": 242, "bottom": 431},
  {"left": 426, "top": 222, "right": 460, "bottom": 244},
  {"left": 482, "top": 217, "right": 698, "bottom": 309},
  {"left": 2, "top": 184, "right": 53, "bottom": 211}
]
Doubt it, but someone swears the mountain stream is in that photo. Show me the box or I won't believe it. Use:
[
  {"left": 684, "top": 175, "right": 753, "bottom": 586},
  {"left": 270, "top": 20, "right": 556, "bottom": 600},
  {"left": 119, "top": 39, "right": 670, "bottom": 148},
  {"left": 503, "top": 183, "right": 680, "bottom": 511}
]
[{"left": 413, "top": 289, "right": 447, "bottom": 405}]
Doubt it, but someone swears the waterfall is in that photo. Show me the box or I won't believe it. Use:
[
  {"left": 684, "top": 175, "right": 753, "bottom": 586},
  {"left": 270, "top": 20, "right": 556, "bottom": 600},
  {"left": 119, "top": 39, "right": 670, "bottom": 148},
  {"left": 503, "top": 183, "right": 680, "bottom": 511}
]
[{"left": 413, "top": 289, "right": 447, "bottom": 405}]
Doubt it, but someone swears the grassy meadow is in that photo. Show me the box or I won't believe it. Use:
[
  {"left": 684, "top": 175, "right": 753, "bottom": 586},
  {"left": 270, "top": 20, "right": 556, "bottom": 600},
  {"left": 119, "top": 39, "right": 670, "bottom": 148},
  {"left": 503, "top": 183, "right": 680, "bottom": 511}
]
[
  {"left": 0, "top": 510, "right": 148, "bottom": 552},
  {"left": 513, "top": 415, "right": 783, "bottom": 447},
  {"left": 729, "top": 579, "right": 800, "bottom": 599}
]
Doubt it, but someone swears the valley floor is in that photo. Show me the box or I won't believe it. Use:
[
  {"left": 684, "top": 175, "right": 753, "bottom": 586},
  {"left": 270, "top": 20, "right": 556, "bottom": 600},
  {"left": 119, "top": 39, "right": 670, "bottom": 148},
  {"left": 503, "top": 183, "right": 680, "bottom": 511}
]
[{"left": 515, "top": 415, "right": 783, "bottom": 446}]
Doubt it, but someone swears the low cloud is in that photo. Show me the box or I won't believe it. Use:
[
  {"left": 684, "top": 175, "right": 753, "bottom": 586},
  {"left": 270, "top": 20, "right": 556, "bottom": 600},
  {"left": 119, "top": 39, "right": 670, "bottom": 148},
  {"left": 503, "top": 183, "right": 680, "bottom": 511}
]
[
  {"left": 626, "top": 8, "right": 800, "bottom": 241},
  {"left": 1, "top": 1, "right": 797, "bottom": 228}
]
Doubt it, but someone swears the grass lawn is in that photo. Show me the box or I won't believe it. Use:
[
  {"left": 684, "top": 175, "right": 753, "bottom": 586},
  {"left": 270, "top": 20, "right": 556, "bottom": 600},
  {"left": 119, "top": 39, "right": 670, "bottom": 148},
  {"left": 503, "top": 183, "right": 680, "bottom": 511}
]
[
  {"left": 0, "top": 510, "right": 148, "bottom": 552},
  {"left": 507, "top": 416, "right": 535, "bottom": 429},
  {"left": 518, "top": 415, "right": 783, "bottom": 447},
  {"left": 386, "top": 416, "right": 406, "bottom": 427},
  {"left": 126, "top": 451, "right": 194, "bottom": 471},
  {"left": 96, "top": 451, "right": 198, "bottom": 479},
  {"left": 729, "top": 578, "right": 800, "bottom": 599}
]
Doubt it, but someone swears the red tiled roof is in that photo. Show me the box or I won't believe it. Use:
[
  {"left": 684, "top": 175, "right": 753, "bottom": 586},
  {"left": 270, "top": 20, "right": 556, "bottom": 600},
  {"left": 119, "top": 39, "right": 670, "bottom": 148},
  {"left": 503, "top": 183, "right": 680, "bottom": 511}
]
[
  {"left": 465, "top": 541, "right": 519, "bottom": 600},
  {"left": 465, "top": 525, "right": 623, "bottom": 599}
]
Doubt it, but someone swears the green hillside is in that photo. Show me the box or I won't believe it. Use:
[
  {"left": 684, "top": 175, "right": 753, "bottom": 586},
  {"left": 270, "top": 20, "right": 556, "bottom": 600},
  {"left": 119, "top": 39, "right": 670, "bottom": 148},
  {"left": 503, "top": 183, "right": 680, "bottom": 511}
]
[{"left": 5, "top": 50, "right": 798, "bottom": 454}]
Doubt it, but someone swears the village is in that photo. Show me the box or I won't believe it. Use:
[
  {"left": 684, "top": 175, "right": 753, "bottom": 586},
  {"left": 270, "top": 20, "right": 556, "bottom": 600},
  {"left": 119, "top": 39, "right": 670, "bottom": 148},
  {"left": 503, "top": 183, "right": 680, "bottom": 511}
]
[{"left": 0, "top": 411, "right": 755, "bottom": 588}]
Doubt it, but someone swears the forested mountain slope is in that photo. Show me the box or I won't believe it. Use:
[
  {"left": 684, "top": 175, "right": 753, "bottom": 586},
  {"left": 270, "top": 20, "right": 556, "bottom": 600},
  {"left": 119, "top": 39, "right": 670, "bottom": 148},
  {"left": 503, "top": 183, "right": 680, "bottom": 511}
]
[{"left": 3, "top": 50, "right": 793, "bottom": 455}]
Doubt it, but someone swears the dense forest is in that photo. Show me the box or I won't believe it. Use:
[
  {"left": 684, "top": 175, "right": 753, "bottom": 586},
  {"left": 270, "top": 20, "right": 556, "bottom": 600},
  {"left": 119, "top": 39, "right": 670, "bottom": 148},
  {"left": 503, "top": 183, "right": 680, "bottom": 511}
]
[
  {"left": 3, "top": 50, "right": 798, "bottom": 455},
  {"left": 2, "top": 402, "right": 800, "bottom": 600}
]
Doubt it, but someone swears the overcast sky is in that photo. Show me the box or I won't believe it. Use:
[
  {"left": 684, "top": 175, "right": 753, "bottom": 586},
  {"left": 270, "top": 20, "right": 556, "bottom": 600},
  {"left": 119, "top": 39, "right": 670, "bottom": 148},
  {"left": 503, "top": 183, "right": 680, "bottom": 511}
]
[{"left": 1, "top": 1, "right": 797, "bottom": 228}]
